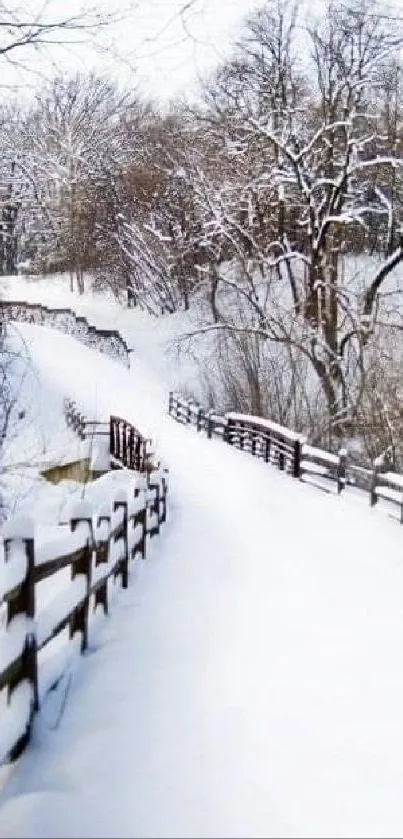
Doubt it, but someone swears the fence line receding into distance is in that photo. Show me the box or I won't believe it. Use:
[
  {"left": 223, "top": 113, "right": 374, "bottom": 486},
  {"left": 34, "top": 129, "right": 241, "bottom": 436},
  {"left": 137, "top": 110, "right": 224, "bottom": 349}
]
[{"left": 168, "top": 391, "right": 403, "bottom": 521}]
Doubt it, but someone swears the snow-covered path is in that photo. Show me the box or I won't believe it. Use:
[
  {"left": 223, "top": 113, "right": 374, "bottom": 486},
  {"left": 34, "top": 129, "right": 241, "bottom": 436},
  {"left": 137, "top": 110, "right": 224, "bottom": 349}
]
[{"left": 2, "top": 318, "right": 403, "bottom": 837}]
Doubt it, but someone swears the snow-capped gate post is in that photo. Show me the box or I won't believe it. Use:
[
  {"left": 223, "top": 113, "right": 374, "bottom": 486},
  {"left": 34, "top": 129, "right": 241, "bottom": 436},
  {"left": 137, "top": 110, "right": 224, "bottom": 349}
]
[
  {"left": 3, "top": 517, "right": 38, "bottom": 759},
  {"left": 94, "top": 506, "right": 111, "bottom": 615},
  {"left": 69, "top": 504, "right": 94, "bottom": 652}
]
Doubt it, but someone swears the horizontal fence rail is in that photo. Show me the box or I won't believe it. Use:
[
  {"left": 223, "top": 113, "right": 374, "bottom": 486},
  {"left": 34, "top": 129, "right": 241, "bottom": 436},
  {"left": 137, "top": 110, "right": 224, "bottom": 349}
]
[
  {"left": 0, "top": 300, "right": 131, "bottom": 367},
  {"left": 0, "top": 467, "right": 168, "bottom": 766},
  {"left": 168, "top": 391, "right": 403, "bottom": 521}
]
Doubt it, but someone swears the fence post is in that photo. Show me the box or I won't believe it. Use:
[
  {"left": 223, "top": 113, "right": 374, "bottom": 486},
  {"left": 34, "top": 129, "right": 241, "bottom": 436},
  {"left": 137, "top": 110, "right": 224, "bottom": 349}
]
[
  {"left": 337, "top": 448, "right": 347, "bottom": 494},
  {"left": 113, "top": 499, "right": 129, "bottom": 588},
  {"left": 168, "top": 391, "right": 174, "bottom": 416},
  {"left": 128, "top": 426, "right": 135, "bottom": 469},
  {"left": 94, "top": 510, "right": 110, "bottom": 615},
  {"left": 69, "top": 507, "right": 93, "bottom": 652},
  {"left": 370, "top": 462, "right": 380, "bottom": 507},
  {"left": 196, "top": 407, "right": 203, "bottom": 433},
  {"left": 148, "top": 478, "right": 160, "bottom": 537},
  {"left": 292, "top": 438, "right": 301, "bottom": 479},
  {"left": 239, "top": 422, "right": 244, "bottom": 450},
  {"left": 122, "top": 422, "right": 128, "bottom": 466},
  {"left": 159, "top": 470, "right": 169, "bottom": 524},
  {"left": 109, "top": 417, "right": 115, "bottom": 461},
  {"left": 140, "top": 491, "right": 147, "bottom": 559},
  {"left": 206, "top": 410, "right": 213, "bottom": 439},
  {"left": 3, "top": 518, "right": 38, "bottom": 760}
]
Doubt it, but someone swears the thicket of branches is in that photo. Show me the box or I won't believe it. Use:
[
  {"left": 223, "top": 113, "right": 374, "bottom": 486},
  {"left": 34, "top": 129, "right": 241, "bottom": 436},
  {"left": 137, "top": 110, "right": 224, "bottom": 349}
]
[{"left": 3, "top": 0, "right": 403, "bottom": 462}]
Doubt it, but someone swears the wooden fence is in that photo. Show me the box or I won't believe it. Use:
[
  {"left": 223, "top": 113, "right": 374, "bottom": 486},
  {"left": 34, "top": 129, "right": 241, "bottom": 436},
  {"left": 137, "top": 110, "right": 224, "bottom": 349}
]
[
  {"left": 110, "top": 416, "right": 154, "bottom": 472},
  {"left": 64, "top": 401, "right": 155, "bottom": 475},
  {"left": 0, "top": 300, "right": 132, "bottom": 367},
  {"left": 0, "top": 467, "right": 168, "bottom": 766},
  {"left": 168, "top": 391, "right": 403, "bottom": 520}
]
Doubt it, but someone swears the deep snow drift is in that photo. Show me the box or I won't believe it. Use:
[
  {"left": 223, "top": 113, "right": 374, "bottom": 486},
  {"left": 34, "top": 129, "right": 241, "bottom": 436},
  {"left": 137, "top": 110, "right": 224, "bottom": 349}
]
[{"left": 1, "top": 275, "right": 403, "bottom": 838}]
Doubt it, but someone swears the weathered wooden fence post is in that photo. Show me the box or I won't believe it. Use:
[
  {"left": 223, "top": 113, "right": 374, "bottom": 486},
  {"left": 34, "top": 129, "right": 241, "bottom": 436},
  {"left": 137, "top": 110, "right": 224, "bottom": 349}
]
[
  {"left": 370, "top": 461, "right": 380, "bottom": 507},
  {"left": 113, "top": 496, "right": 129, "bottom": 588},
  {"left": 206, "top": 410, "right": 214, "bottom": 440},
  {"left": 94, "top": 507, "right": 110, "bottom": 615},
  {"left": 239, "top": 422, "right": 244, "bottom": 450},
  {"left": 109, "top": 417, "right": 115, "bottom": 462},
  {"left": 69, "top": 504, "right": 93, "bottom": 652},
  {"left": 159, "top": 471, "right": 169, "bottom": 524},
  {"left": 148, "top": 477, "right": 161, "bottom": 537},
  {"left": 224, "top": 416, "right": 233, "bottom": 445},
  {"left": 169, "top": 391, "right": 174, "bottom": 416},
  {"left": 196, "top": 407, "right": 203, "bottom": 432},
  {"left": 3, "top": 517, "right": 38, "bottom": 759},
  {"left": 292, "top": 438, "right": 301, "bottom": 479},
  {"left": 337, "top": 448, "right": 347, "bottom": 494},
  {"left": 128, "top": 426, "right": 135, "bottom": 469},
  {"left": 139, "top": 487, "right": 147, "bottom": 559},
  {"left": 122, "top": 421, "right": 128, "bottom": 466},
  {"left": 264, "top": 432, "right": 271, "bottom": 463}
]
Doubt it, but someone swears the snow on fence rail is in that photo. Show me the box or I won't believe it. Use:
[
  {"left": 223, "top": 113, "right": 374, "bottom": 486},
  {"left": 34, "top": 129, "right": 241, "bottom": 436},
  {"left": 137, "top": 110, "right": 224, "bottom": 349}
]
[
  {"left": 168, "top": 391, "right": 403, "bottom": 519},
  {"left": 168, "top": 392, "right": 304, "bottom": 479},
  {"left": 0, "top": 467, "right": 168, "bottom": 766},
  {"left": 0, "top": 300, "right": 131, "bottom": 367}
]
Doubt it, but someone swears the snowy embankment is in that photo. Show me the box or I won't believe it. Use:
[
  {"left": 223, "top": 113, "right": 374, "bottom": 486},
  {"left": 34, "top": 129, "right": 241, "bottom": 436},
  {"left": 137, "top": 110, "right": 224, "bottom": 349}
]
[
  {"left": 1, "top": 275, "right": 403, "bottom": 837},
  {"left": 1, "top": 429, "right": 403, "bottom": 838},
  {"left": 0, "top": 273, "right": 200, "bottom": 522}
]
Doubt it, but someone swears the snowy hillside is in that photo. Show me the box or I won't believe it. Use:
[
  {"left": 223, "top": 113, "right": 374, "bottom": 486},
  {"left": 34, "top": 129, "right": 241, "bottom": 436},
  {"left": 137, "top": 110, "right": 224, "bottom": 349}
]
[{"left": 0, "top": 274, "right": 204, "bottom": 522}]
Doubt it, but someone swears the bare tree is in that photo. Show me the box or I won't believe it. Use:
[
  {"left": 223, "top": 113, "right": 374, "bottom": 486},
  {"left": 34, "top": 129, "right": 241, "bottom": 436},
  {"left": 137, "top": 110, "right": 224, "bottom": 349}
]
[{"left": 180, "top": 0, "right": 403, "bottom": 448}]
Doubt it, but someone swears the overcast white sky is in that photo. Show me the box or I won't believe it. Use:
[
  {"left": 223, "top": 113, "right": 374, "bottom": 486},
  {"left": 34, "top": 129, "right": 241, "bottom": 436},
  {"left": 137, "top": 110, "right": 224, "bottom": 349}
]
[
  {"left": 112, "top": 0, "right": 258, "bottom": 101},
  {"left": 8, "top": 0, "right": 403, "bottom": 103},
  {"left": 5, "top": 0, "right": 258, "bottom": 102}
]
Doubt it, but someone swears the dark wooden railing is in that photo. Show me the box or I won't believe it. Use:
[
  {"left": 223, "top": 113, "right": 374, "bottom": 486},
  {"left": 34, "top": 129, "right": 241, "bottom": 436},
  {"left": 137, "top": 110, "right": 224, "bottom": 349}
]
[
  {"left": 168, "top": 391, "right": 403, "bottom": 521},
  {"left": 64, "top": 401, "right": 155, "bottom": 475},
  {"left": 225, "top": 412, "right": 302, "bottom": 478},
  {"left": 0, "top": 468, "right": 168, "bottom": 765},
  {"left": 168, "top": 392, "right": 303, "bottom": 479},
  {"left": 109, "top": 416, "right": 153, "bottom": 472}
]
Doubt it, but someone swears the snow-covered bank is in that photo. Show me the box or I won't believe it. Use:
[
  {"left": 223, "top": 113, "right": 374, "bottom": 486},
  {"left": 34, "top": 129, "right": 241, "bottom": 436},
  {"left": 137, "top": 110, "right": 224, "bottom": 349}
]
[
  {"left": 2, "top": 428, "right": 403, "bottom": 837},
  {"left": 2, "top": 273, "right": 403, "bottom": 837}
]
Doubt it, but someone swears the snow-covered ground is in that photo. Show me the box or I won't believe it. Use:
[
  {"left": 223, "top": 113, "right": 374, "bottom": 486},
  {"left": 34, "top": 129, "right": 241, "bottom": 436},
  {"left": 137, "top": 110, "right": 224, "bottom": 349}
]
[
  {"left": 1, "top": 275, "right": 403, "bottom": 837},
  {"left": 0, "top": 274, "right": 203, "bottom": 521}
]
